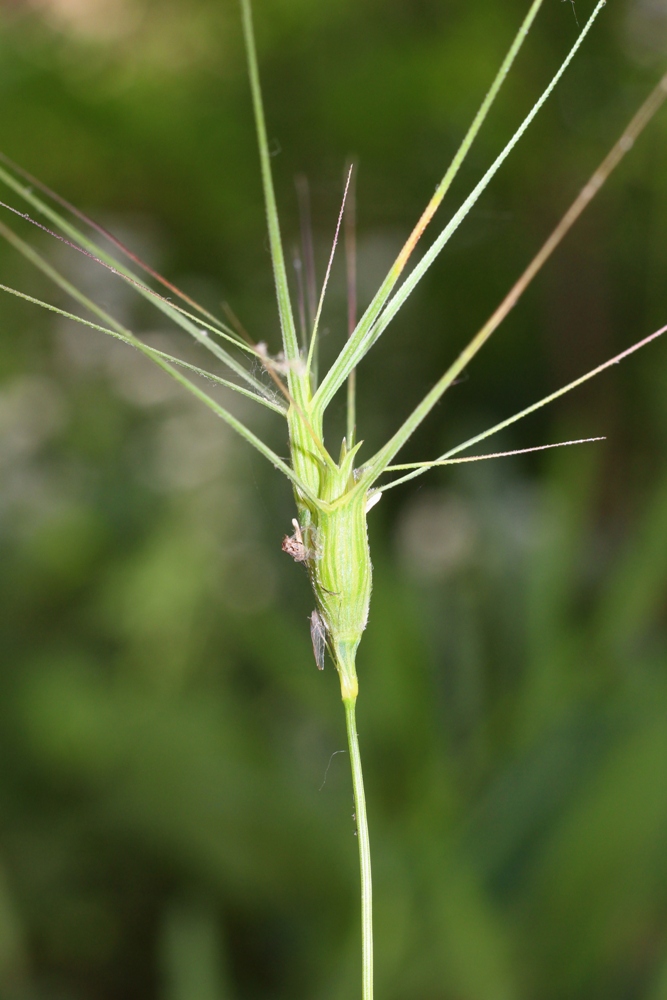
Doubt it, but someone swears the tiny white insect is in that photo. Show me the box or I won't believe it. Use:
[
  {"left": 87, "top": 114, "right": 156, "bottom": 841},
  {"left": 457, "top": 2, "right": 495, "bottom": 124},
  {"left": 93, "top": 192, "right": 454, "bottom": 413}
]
[
  {"left": 255, "top": 341, "right": 307, "bottom": 376},
  {"left": 309, "top": 609, "right": 327, "bottom": 671}
]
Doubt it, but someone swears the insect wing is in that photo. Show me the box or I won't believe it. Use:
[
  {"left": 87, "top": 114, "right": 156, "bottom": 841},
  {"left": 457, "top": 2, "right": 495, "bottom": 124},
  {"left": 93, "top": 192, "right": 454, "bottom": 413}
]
[{"left": 309, "top": 610, "right": 326, "bottom": 670}]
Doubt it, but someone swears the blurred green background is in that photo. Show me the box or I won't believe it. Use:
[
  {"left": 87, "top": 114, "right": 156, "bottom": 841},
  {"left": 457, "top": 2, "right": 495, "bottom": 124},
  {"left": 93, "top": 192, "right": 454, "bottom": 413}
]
[{"left": 1, "top": 0, "right": 667, "bottom": 997}]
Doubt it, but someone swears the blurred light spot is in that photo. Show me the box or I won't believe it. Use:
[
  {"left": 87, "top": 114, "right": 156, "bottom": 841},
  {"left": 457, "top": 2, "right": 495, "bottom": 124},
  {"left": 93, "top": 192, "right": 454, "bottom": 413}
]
[
  {"left": 25, "top": 0, "right": 231, "bottom": 76},
  {"left": 147, "top": 409, "right": 229, "bottom": 492},
  {"left": 625, "top": 0, "right": 667, "bottom": 62},
  {"left": 487, "top": 482, "right": 540, "bottom": 555},
  {"left": 395, "top": 489, "right": 478, "bottom": 580},
  {"left": 57, "top": 323, "right": 194, "bottom": 407},
  {"left": 56, "top": 320, "right": 124, "bottom": 374},
  {"left": 0, "top": 375, "right": 66, "bottom": 466},
  {"left": 28, "top": 0, "right": 141, "bottom": 41}
]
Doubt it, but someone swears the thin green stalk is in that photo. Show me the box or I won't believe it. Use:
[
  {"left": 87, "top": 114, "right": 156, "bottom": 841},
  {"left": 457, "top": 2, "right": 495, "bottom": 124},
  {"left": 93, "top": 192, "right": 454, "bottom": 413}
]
[
  {"left": 0, "top": 219, "right": 317, "bottom": 496},
  {"left": 239, "top": 0, "right": 304, "bottom": 393},
  {"left": 384, "top": 436, "right": 605, "bottom": 470},
  {"left": 391, "top": 0, "right": 547, "bottom": 275},
  {"left": 0, "top": 217, "right": 132, "bottom": 338},
  {"left": 313, "top": 0, "right": 606, "bottom": 415},
  {"left": 129, "top": 333, "right": 315, "bottom": 498},
  {"left": 0, "top": 165, "right": 276, "bottom": 401},
  {"left": 0, "top": 190, "right": 250, "bottom": 355},
  {"left": 379, "top": 324, "right": 667, "bottom": 493},
  {"left": 344, "top": 697, "right": 373, "bottom": 1000},
  {"left": 357, "top": 0, "right": 606, "bottom": 358},
  {"left": 361, "top": 60, "right": 667, "bottom": 488},
  {"left": 0, "top": 282, "right": 287, "bottom": 415},
  {"left": 312, "top": 0, "right": 550, "bottom": 415},
  {"left": 0, "top": 149, "right": 242, "bottom": 338}
]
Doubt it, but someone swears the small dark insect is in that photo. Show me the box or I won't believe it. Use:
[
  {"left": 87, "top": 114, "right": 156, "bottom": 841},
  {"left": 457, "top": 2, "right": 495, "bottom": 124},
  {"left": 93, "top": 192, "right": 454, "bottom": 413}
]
[
  {"left": 309, "top": 609, "right": 327, "bottom": 670},
  {"left": 282, "top": 518, "right": 308, "bottom": 562}
]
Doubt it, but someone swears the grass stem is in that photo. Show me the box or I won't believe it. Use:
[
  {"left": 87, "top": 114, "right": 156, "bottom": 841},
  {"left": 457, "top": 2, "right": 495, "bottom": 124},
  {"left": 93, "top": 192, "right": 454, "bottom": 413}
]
[{"left": 344, "top": 697, "right": 373, "bottom": 1000}]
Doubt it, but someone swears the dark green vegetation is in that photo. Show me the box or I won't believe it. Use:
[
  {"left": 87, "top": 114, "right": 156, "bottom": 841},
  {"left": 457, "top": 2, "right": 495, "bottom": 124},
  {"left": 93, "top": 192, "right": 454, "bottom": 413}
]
[{"left": 1, "top": 0, "right": 667, "bottom": 997}]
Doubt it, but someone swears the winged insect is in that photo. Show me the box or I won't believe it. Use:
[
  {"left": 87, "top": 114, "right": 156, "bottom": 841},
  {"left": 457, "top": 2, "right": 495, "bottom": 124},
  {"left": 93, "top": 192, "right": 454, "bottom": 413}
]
[{"left": 309, "top": 609, "right": 327, "bottom": 670}]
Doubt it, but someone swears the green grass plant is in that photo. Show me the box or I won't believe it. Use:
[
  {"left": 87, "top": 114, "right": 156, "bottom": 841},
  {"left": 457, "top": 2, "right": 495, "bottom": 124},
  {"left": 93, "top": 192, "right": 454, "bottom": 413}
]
[{"left": 1, "top": 1, "right": 666, "bottom": 996}]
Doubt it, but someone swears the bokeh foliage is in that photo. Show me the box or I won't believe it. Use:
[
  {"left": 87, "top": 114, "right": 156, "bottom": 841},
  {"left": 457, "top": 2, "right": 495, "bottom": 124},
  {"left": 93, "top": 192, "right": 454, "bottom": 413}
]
[{"left": 1, "top": 0, "right": 667, "bottom": 997}]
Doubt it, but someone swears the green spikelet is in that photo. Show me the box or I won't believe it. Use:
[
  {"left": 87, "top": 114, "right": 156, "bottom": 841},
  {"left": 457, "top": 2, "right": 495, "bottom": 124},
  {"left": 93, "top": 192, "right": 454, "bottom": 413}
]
[
  {"left": 313, "top": 451, "right": 374, "bottom": 701},
  {"left": 287, "top": 420, "right": 374, "bottom": 702}
]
